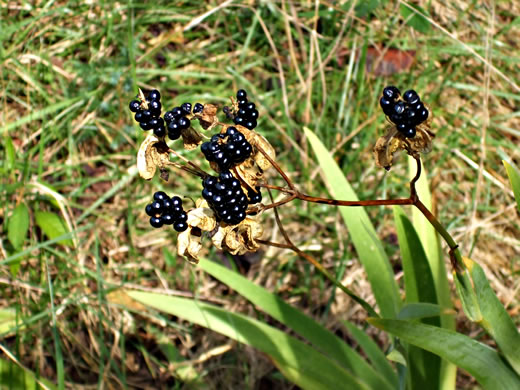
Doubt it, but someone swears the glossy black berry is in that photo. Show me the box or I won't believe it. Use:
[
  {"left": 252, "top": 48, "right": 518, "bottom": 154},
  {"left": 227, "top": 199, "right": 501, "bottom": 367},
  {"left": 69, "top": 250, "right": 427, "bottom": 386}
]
[
  {"left": 148, "top": 90, "right": 161, "bottom": 101},
  {"left": 417, "top": 108, "right": 429, "bottom": 123},
  {"left": 134, "top": 112, "right": 144, "bottom": 122},
  {"left": 181, "top": 103, "right": 192, "bottom": 114},
  {"left": 140, "top": 121, "right": 152, "bottom": 131},
  {"left": 164, "top": 111, "right": 174, "bottom": 123},
  {"left": 145, "top": 203, "right": 154, "bottom": 216},
  {"left": 178, "top": 117, "right": 190, "bottom": 129},
  {"left": 172, "top": 107, "right": 183, "bottom": 117},
  {"left": 153, "top": 191, "right": 168, "bottom": 201},
  {"left": 193, "top": 103, "right": 204, "bottom": 113},
  {"left": 244, "top": 120, "right": 257, "bottom": 130},
  {"left": 129, "top": 100, "right": 141, "bottom": 112},
  {"left": 174, "top": 221, "right": 188, "bottom": 232},
  {"left": 383, "top": 86, "right": 400, "bottom": 101},
  {"left": 236, "top": 89, "right": 247, "bottom": 99},
  {"left": 403, "top": 89, "right": 419, "bottom": 104},
  {"left": 150, "top": 216, "right": 163, "bottom": 228},
  {"left": 393, "top": 101, "right": 405, "bottom": 115},
  {"left": 248, "top": 187, "right": 262, "bottom": 204},
  {"left": 161, "top": 214, "right": 174, "bottom": 225},
  {"left": 149, "top": 100, "right": 161, "bottom": 115},
  {"left": 402, "top": 127, "right": 416, "bottom": 138},
  {"left": 380, "top": 97, "right": 394, "bottom": 115}
]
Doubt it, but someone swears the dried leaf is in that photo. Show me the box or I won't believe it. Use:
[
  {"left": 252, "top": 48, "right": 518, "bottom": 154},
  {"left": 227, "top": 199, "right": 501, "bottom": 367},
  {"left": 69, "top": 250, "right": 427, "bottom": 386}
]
[
  {"left": 137, "top": 135, "right": 170, "bottom": 180},
  {"left": 365, "top": 47, "right": 416, "bottom": 76},
  {"left": 234, "top": 157, "right": 264, "bottom": 191}
]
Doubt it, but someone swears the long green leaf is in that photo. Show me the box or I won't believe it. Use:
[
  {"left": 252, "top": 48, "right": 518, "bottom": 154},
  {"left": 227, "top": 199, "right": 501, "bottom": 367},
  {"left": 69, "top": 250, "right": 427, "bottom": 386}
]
[
  {"left": 304, "top": 127, "right": 400, "bottom": 318},
  {"left": 128, "top": 291, "right": 371, "bottom": 390},
  {"left": 394, "top": 206, "right": 440, "bottom": 390},
  {"left": 198, "top": 259, "right": 395, "bottom": 390},
  {"left": 368, "top": 318, "right": 520, "bottom": 390},
  {"left": 467, "top": 258, "right": 520, "bottom": 374},
  {"left": 408, "top": 158, "right": 456, "bottom": 390},
  {"left": 342, "top": 321, "right": 398, "bottom": 386},
  {"left": 503, "top": 160, "right": 520, "bottom": 212}
]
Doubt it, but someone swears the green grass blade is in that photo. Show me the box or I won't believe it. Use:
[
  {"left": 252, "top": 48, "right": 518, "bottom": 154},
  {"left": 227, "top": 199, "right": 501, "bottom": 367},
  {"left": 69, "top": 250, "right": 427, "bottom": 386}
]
[
  {"left": 128, "top": 291, "right": 371, "bottom": 390},
  {"left": 467, "top": 258, "right": 520, "bottom": 374},
  {"left": 368, "top": 318, "right": 520, "bottom": 390},
  {"left": 304, "top": 127, "right": 400, "bottom": 318},
  {"left": 198, "top": 259, "right": 394, "bottom": 390},
  {"left": 503, "top": 160, "right": 520, "bottom": 212},
  {"left": 342, "top": 321, "right": 398, "bottom": 388},
  {"left": 7, "top": 203, "right": 30, "bottom": 251},
  {"left": 393, "top": 206, "right": 441, "bottom": 390},
  {"left": 397, "top": 303, "right": 443, "bottom": 321}
]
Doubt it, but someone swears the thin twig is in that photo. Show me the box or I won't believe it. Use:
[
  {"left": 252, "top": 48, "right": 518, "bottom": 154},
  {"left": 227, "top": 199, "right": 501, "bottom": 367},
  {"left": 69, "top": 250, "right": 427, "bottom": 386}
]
[{"left": 267, "top": 188, "right": 379, "bottom": 317}]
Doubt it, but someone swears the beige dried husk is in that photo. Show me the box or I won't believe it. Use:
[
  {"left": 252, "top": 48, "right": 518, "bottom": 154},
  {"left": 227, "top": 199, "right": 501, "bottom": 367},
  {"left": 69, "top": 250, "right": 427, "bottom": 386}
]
[
  {"left": 374, "top": 109, "right": 434, "bottom": 170},
  {"left": 211, "top": 215, "right": 264, "bottom": 256},
  {"left": 137, "top": 135, "right": 171, "bottom": 180}
]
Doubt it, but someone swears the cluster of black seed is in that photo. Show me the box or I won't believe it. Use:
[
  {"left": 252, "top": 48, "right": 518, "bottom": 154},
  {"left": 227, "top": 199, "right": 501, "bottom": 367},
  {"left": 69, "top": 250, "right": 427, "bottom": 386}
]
[
  {"left": 164, "top": 103, "right": 192, "bottom": 141},
  {"left": 145, "top": 191, "right": 188, "bottom": 232},
  {"left": 379, "top": 86, "right": 429, "bottom": 138},
  {"left": 129, "top": 90, "right": 166, "bottom": 138},
  {"left": 201, "top": 126, "right": 253, "bottom": 171},
  {"left": 233, "top": 89, "right": 259, "bottom": 130},
  {"left": 202, "top": 171, "right": 249, "bottom": 225}
]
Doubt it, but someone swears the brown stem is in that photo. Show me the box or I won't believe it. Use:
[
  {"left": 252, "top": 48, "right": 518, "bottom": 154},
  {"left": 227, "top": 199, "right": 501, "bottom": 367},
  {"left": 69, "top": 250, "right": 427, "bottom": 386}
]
[
  {"left": 256, "top": 143, "right": 297, "bottom": 190},
  {"left": 266, "top": 188, "right": 379, "bottom": 317}
]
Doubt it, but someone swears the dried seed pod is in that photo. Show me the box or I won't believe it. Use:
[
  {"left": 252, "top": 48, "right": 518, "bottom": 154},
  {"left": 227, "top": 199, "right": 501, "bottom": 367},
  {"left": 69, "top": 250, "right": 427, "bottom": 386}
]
[
  {"left": 137, "top": 134, "right": 170, "bottom": 180},
  {"left": 374, "top": 112, "right": 434, "bottom": 170}
]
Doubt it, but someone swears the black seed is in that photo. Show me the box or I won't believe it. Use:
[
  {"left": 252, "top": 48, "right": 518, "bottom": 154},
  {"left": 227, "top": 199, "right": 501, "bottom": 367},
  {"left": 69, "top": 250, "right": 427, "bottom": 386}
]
[
  {"left": 232, "top": 133, "right": 245, "bottom": 143},
  {"left": 181, "top": 102, "right": 192, "bottom": 114},
  {"left": 177, "top": 211, "right": 188, "bottom": 222},
  {"left": 178, "top": 117, "right": 190, "bottom": 129},
  {"left": 168, "top": 129, "right": 181, "bottom": 140},
  {"left": 142, "top": 110, "right": 152, "bottom": 120},
  {"left": 193, "top": 103, "right": 204, "bottom": 113},
  {"left": 202, "top": 188, "right": 214, "bottom": 200},
  {"left": 212, "top": 194, "right": 223, "bottom": 204},
  {"left": 172, "top": 107, "right": 183, "bottom": 117},
  {"left": 403, "top": 127, "right": 416, "bottom": 138},
  {"left": 237, "top": 99, "right": 248, "bottom": 108},
  {"left": 380, "top": 97, "right": 394, "bottom": 115},
  {"left": 394, "top": 101, "right": 405, "bottom": 115},
  {"left": 145, "top": 203, "right": 154, "bottom": 216},
  {"left": 140, "top": 121, "right": 152, "bottom": 131},
  {"left": 226, "top": 126, "right": 238, "bottom": 136},
  {"left": 164, "top": 111, "right": 175, "bottom": 123},
  {"left": 162, "top": 198, "right": 173, "bottom": 209},
  {"left": 236, "top": 89, "right": 247, "bottom": 99},
  {"left": 403, "top": 89, "right": 419, "bottom": 104},
  {"left": 129, "top": 100, "right": 141, "bottom": 112},
  {"left": 171, "top": 196, "right": 182, "bottom": 207},
  {"left": 161, "top": 214, "right": 174, "bottom": 225},
  {"left": 149, "top": 100, "right": 161, "bottom": 116},
  {"left": 135, "top": 111, "right": 144, "bottom": 122},
  {"left": 204, "top": 176, "right": 217, "bottom": 187},
  {"left": 148, "top": 90, "right": 161, "bottom": 101},
  {"left": 417, "top": 108, "right": 429, "bottom": 123},
  {"left": 249, "top": 109, "right": 259, "bottom": 119},
  {"left": 234, "top": 116, "right": 244, "bottom": 125},
  {"left": 244, "top": 120, "right": 257, "bottom": 130},
  {"left": 383, "top": 86, "right": 401, "bottom": 101},
  {"left": 174, "top": 221, "right": 188, "bottom": 232},
  {"left": 150, "top": 216, "right": 163, "bottom": 228},
  {"left": 219, "top": 171, "right": 234, "bottom": 182},
  {"left": 154, "top": 191, "right": 168, "bottom": 201}
]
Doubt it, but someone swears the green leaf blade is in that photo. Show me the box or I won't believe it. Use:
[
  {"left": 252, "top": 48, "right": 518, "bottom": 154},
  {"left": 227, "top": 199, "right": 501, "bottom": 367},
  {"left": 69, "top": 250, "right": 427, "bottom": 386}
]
[
  {"left": 128, "top": 291, "right": 371, "bottom": 390},
  {"left": 368, "top": 318, "right": 520, "bottom": 390},
  {"left": 8, "top": 203, "right": 30, "bottom": 251},
  {"left": 34, "top": 211, "right": 72, "bottom": 247},
  {"left": 304, "top": 127, "right": 400, "bottom": 318},
  {"left": 198, "top": 259, "right": 395, "bottom": 390}
]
